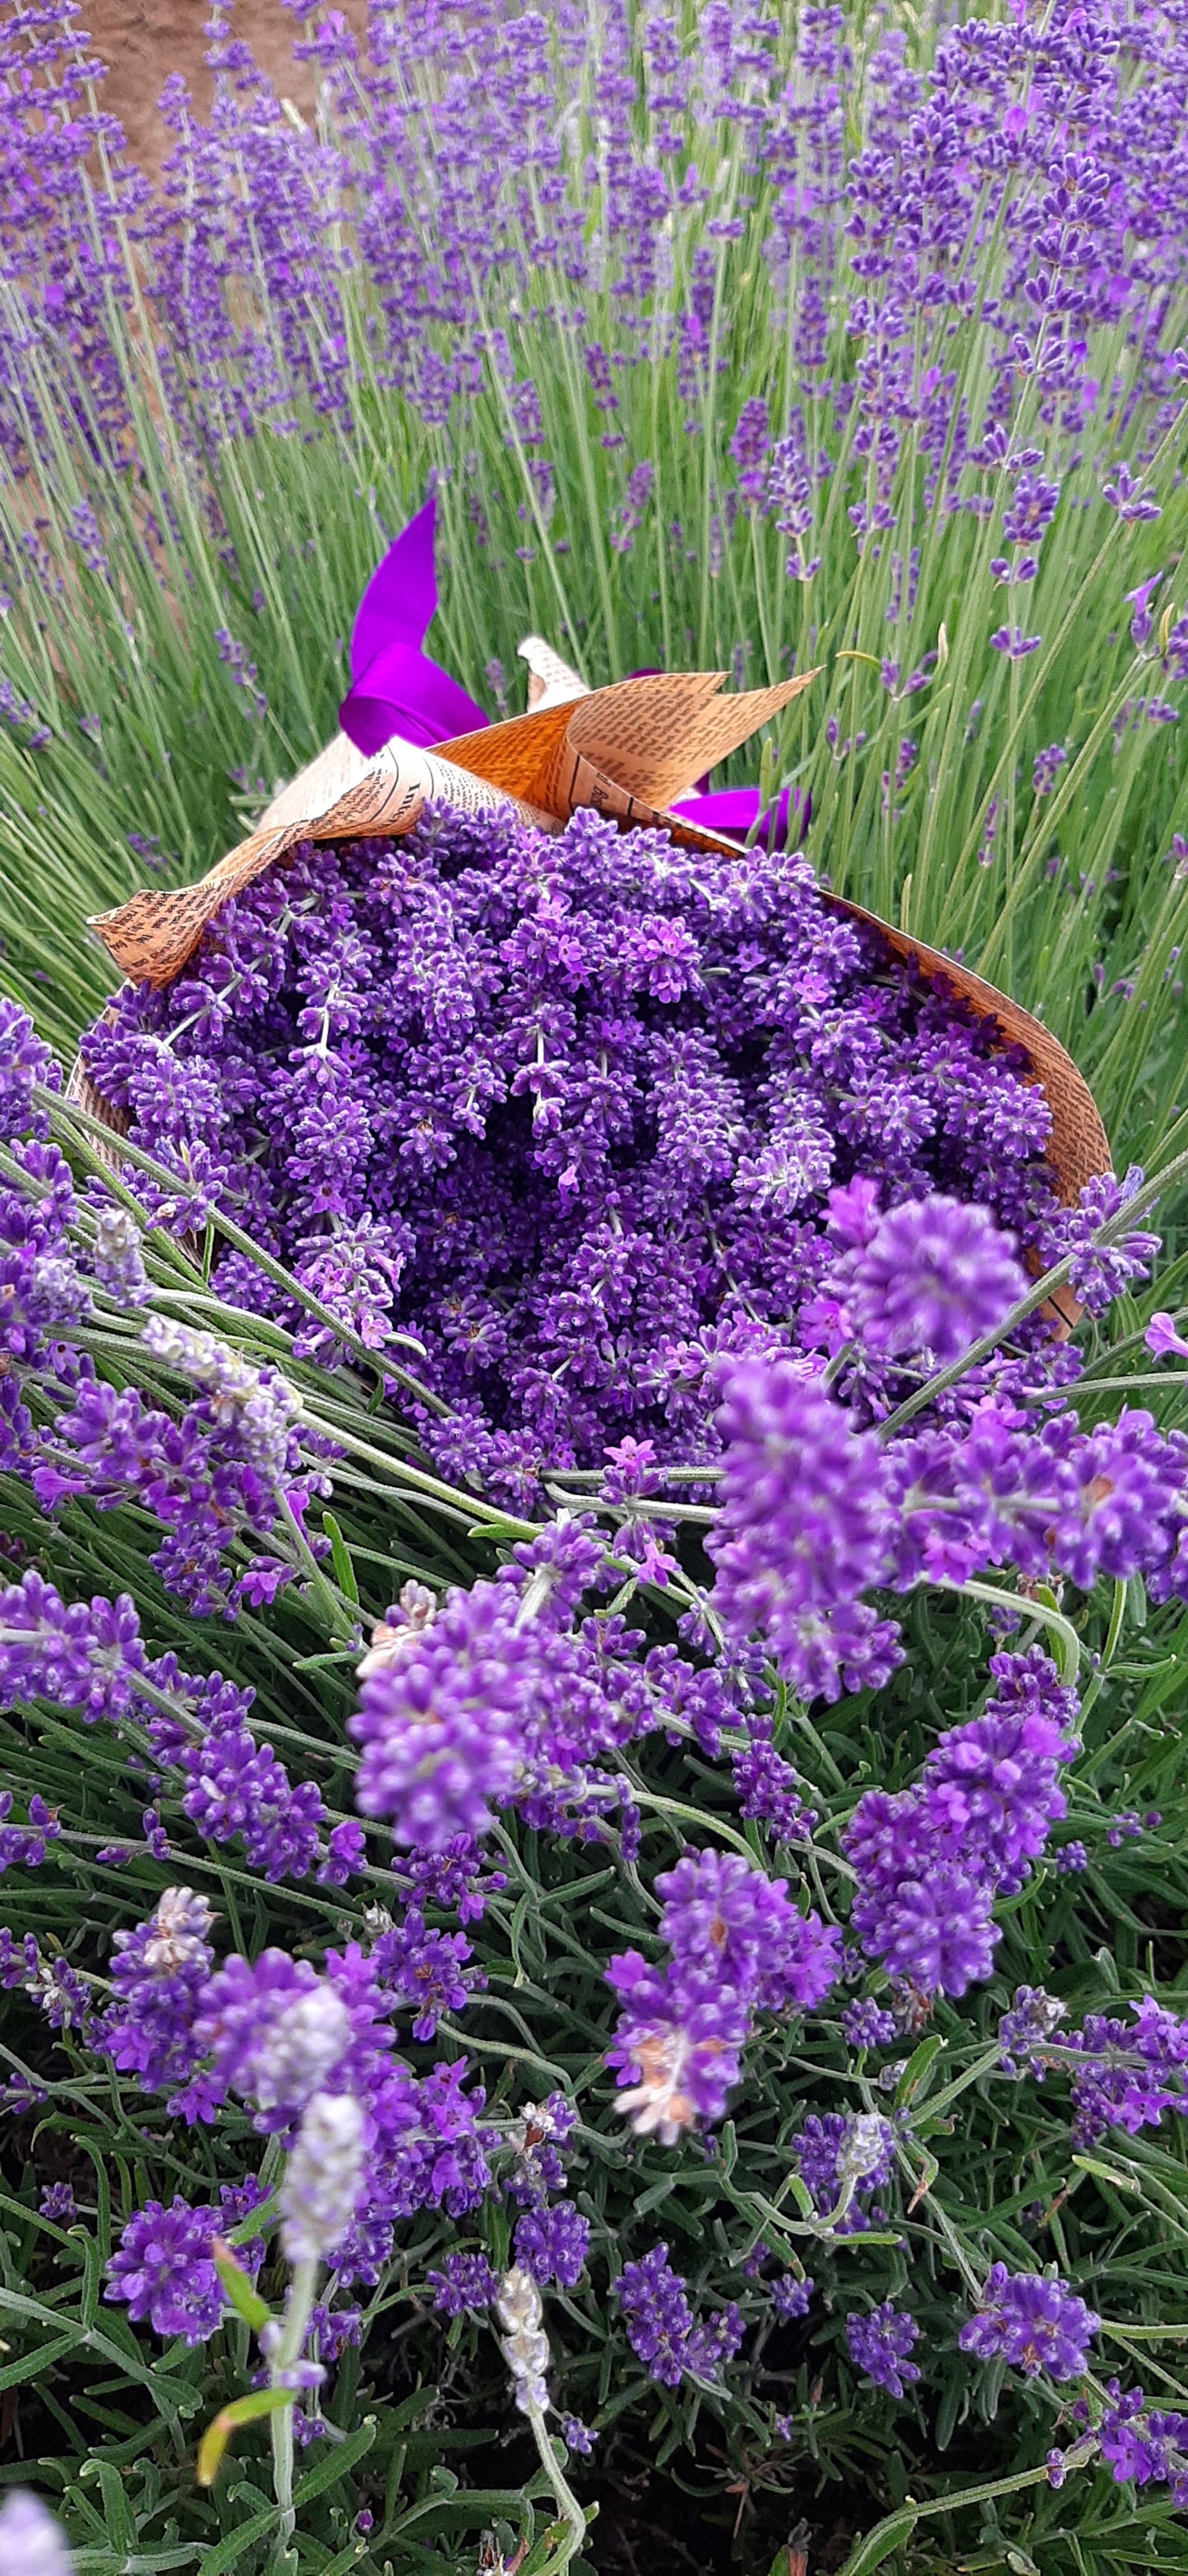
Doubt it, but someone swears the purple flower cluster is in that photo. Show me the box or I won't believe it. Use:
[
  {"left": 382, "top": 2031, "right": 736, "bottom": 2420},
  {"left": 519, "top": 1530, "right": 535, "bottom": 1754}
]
[
  {"left": 708, "top": 1362, "right": 901, "bottom": 1706},
  {"left": 835, "top": 1192, "right": 1027, "bottom": 1364},
  {"left": 844, "top": 1649, "right": 1078, "bottom": 1997},
  {"left": 105, "top": 2181, "right": 268, "bottom": 2345},
  {"left": 80, "top": 810, "right": 1071, "bottom": 1507},
  {"left": 615, "top": 2244, "right": 744, "bottom": 2388},
  {"left": 0, "top": 1577, "right": 360, "bottom": 1894},
  {"left": 846, "top": 2303, "right": 921, "bottom": 2398},
  {"left": 1066, "top": 1998, "right": 1188, "bottom": 2146},
  {"left": 710, "top": 1339, "right": 1188, "bottom": 1701},
  {"left": 1099, "top": 2383, "right": 1188, "bottom": 2505},
  {"left": 428, "top": 2251, "right": 501, "bottom": 2317},
  {"left": 353, "top": 1521, "right": 756, "bottom": 1855},
  {"left": 0, "top": 1009, "right": 334, "bottom": 1617},
  {"left": 95, "top": 1887, "right": 510, "bottom": 2311},
  {"left": 606, "top": 1848, "right": 840, "bottom": 2140},
  {"left": 959, "top": 2265, "right": 1099, "bottom": 2380},
  {"left": 791, "top": 2112, "right": 897, "bottom": 2232}
]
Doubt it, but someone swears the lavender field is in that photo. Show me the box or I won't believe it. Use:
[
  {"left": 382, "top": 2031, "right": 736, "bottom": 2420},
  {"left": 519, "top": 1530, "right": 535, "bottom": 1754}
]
[{"left": 3, "top": 3, "right": 1188, "bottom": 2573}]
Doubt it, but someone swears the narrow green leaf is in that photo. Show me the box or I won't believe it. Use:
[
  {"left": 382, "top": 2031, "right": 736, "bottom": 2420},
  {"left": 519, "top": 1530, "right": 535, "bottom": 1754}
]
[
  {"left": 837, "top": 2505, "right": 919, "bottom": 2576},
  {"left": 894, "top": 2036, "right": 947, "bottom": 2107},
  {"left": 197, "top": 2387, "right": 295, "bottom": 2486},
  {"left": 323, "top": 1509, "right": 360, "bottom": 1604},
  {"left": 293, "top": 2413, "right": 378, "bottom": 2505},
  {"left": 1071, "top": 2153, "right": 1141, "bottom": 2194},
  {"left": 187, "top": 2502, "right": 279, "bottom": 2576},
  {"left": 212, "top": 2235, "right": 275, "bottom": 2333}
]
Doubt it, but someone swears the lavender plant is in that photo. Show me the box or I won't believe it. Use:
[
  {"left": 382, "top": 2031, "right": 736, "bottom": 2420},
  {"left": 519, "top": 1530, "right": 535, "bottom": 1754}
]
[
  {"left": 4, "top": 2, "right": 1188, "bottom": 2572},
  {"left": 4, "top": 931, "right": 1188, "bottom": 2576}
]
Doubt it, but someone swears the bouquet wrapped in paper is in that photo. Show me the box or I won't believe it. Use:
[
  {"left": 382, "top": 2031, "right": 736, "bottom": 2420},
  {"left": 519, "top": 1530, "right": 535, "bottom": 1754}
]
[{"left": 73, "top": 502, "right": 1111, "bottom": 1473}]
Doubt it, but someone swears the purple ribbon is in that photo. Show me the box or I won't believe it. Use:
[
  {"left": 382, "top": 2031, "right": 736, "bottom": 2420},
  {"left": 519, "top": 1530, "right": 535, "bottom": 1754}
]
[
  {"left": 339, "top": 496, "right": 490, "bottom": 756},
  {"left": 670, "top": 784, "right": 811, "bottom": 852}
]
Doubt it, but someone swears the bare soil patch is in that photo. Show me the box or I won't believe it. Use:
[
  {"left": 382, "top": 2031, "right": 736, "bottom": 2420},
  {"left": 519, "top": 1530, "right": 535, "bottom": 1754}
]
[{"left": 83, "top": 0, "right": 367, "bottom": 176}]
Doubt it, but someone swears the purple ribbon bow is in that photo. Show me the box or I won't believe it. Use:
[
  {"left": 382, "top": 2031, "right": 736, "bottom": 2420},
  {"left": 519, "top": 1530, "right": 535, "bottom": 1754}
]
[
  {"left": 340, "top": 506, "right": 811, "bottom": 852},
  {"left": 340, "top": 497, "right": 490, "bottom": 756}
]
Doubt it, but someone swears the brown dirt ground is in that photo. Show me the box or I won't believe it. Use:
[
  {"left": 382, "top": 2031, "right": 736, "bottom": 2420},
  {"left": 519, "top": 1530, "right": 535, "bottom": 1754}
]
[{"left": 83, "top": 0, "right": 367, "bottom": 176}]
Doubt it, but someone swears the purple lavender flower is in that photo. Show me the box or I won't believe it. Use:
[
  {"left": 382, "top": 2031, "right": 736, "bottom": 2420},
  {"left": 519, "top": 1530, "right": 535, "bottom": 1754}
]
[
  {"left": 732, "top": 1741, "right": 813, "bottom": 1842},
  {"left": 1145, "top": 1313, "right": 1188, "bottom": 1361},
  {"left": 989, "top": 627, "right": 1042, "bottom": 658},
  {"left": 350, "top": 1581, "right": 529, "bottom": 1849},
  {"left": 1043, "top": 1168, "right": 1161, "bottom": 1316},
  {"left": 605, "top": 1850, "right": 839, "bottom": 2140},
  {"left": 105, "top": 2197, "right": 225, "bottom": 2344},
  {"left": 845, "top": 1194, "right": 1027, "bottom": 1363},
  {"left": 0, "top": 1574, "right": 146, "bottom": 1726},
  {"left": 0, "top": 1000, "right": 58, "bottom": 1144},
  {"left": 0, "top": 1792, "right": 61, "bottom": 1876},
  {"left": 1067, "top": 1997, "right": 1188, "bottom": 2144},
  {"left": 1032, "top": 744, "right": 1067, "bottom": 796},
  {"left": 194, "top": 1950, "right": 354, "bottom": 2126},
  {"left": 615, "top": 2245, "right": 743, "bottom": 2387},
  {"left": 370, "top": 1908, "right": 481, "bottom": 2040},
  {"left": 428, "top": 2251, "right": 501, "bottom": 2316},
  {"left": 605, "top": 1950, "right": 751, "bottom": 2140},
  {"left": 959, "top": 2265, "right": 1099, "bottom": 2379},
  {"left": 513, "top": 2200, "right": 590, "bottom": 2288},
  {"left": 655, "top": 1849, "right": 842, "bottom": 2015},
  {"left": 39, "top": 2181, "right": 77, "bottom": 2224},
  {"left": 845, "top": 1650, "right": 1077, "bottom": 1996},
  {"left": 846, "top": 2302, "right": 921, "bottom": 2398},
  {"left": 791, "top": 2111, "right": 896, "bottom": 2226},
  {"left": 1099, "top": 2382, "right": 1188, "bottom": 2491},
  {"left": 842, "top": 1998, "right": 899, "bottom": 2050},
  {"left": 770, "top": 2273, "right": 814, "bottom": 2321},
  {"left": 998, "top": 1987, "right": 1067, "bottom": 2075},
  {"left": 99, "top": 1886, "right": 215, "bottom": 2106},
  {"left": 708, "top": 1362, "right": 899, "bottom": 1703}
]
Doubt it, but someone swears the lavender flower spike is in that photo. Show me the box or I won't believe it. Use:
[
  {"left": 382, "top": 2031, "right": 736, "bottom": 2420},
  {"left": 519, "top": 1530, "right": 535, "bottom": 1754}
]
[
  {"left": 847, "top": 1193, "right": 1027, "bottom": 1362},
  {"left": 959, "top": 2264, "right": 1099, "bottom": 2380},
  {"left": 0, "top": 2491, "right": 73, "bottom": 2576},
  {"left": 280, "top": 2093, "right": 366, "bottom": 2266}
]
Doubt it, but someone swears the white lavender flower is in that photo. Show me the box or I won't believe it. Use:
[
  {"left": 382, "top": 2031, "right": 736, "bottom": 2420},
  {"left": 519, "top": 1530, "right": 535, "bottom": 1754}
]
[
  {"left": 280, "top": 2091, "right": 366, "bottom": 2264},
  {"left": 355, "top": 1579, "right": 439, "bottom": 1678},
  {"left": 141, "top": 1316, "right": 301, "bottom": 1484},
  {"left": 0, "top": 2490, "right": 73, "bottom": 2576},
  {"left": 837, "top": 2112, "right": 894, "bottom": 2187},
  {"left": 495, "top": 2264, "right": 552, "bottom": 2415},
  {"left": 249, "top": 1986, "right": 354, "bottom": 2116},
  {"left": 91, "top": 1203, "right": 150, "bottom": 1308},
  {"left": 142, "top": 1886, "right": 215, "bottom": 1974}
]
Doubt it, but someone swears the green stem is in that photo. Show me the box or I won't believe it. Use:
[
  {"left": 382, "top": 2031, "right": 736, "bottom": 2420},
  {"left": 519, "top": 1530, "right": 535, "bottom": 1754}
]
[
  {"left": 270, "top": 2255, "right": 319, "bottom": 2568},
  {"left": 937, "top": 1576, "right": 1081, "bottom": 1685},
  {"left": 1076, "top": 1575, "right": 1128, "bottom": 1726},
  {"left": 526, "top": 2402, "right": 589, "bottom": 2574}
]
